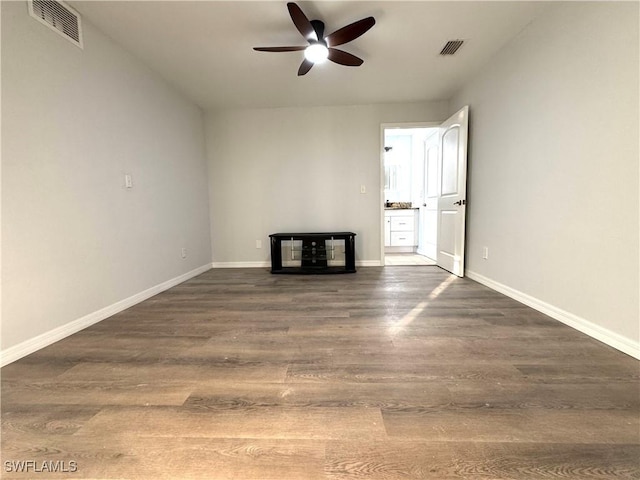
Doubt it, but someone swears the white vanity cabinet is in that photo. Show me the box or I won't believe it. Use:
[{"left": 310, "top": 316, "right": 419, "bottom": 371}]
[{"left": 384, "top": 209, "right": 418, "bottom": 250}]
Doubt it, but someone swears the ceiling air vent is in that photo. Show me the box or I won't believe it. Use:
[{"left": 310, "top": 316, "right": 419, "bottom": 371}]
[
  {"left": 28, "top": 0, "right": 83, "bottom": 49},
  {"left": 440, "top": 40, "right": 464, "bottom": 56}
]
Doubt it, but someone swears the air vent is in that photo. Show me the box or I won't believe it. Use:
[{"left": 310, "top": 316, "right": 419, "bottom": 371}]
[
  {"left": 28, "top": 0, "right": 83, "bottom": 49},
  {"left": 440, "top": 40, "right": 464, "bottom": 56}
]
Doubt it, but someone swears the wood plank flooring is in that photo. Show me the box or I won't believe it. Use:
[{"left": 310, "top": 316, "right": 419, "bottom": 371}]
[{"left": 2, "top": 266, "right": 639, "bottom": 479}]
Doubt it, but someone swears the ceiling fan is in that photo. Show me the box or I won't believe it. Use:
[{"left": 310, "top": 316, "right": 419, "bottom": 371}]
[{"left": 253, "top": 2, "right": 375, "bottom": 76}]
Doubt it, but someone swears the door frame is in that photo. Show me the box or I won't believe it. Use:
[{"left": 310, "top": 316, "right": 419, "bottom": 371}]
[{"left": 379, "top": 122, "right": 440, "bottom": 266}]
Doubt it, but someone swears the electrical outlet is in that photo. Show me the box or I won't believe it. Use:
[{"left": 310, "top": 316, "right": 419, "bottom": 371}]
[
  {"left": 124, "top": 174, "right": 133, "bottom": 188},
  {"left": 181, "top": 247, "right": 187, "bottom": 259},
  {"left": 482, "top": 246, "right": 489, "bottom": 260},
  {"left": 256, "top": 240, "right": 262, "bottom": 249}
]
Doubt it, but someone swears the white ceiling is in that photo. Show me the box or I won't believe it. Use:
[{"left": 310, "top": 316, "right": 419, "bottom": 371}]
[{"left": 70, "top": 1, "right": 548, "bottom": 110}]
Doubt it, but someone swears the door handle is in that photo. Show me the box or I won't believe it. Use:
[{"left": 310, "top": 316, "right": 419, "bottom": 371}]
[{"left": 454, "top": 199, "right": 466, "bottom": 206}]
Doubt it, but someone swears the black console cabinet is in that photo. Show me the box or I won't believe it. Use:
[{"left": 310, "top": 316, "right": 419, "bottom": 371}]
[{"left": 269, "top": 232, "right": 356, "bottom": 274}]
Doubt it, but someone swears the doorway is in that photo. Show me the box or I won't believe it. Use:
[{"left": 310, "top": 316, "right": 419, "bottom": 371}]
[
  {"left": 380, "top": 106, "right": 470, "bottom": 275},
  {"left": 381, "top": 124, "right": 439, "bottom": 267}
]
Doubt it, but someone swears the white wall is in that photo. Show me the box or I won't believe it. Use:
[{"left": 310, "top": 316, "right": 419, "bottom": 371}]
[
  {"left": 205, "top": 102, "right": 449, "bottom": 265},
  {"left": 450, "top": 2, "right": 639, "bottom": 354},
  {"left": 1, "top": 2, "right": 212, "bottom": 357}
]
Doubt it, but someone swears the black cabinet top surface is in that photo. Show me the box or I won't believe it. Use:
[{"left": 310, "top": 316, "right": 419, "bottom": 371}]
[{"left": 270, "top": 232, "right": 356, "bottom": 237}]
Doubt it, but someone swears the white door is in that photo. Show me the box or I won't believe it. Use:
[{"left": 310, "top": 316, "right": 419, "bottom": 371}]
[
  {"left": 418, "top": 131, "right": 439, "bottom": 260},
  {"left": 436, "top": 106, "right": 469, "bottom": 277}
]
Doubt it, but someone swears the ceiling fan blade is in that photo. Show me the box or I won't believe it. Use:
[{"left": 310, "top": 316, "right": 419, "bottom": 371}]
[
  {"left": 298, "top": 59, "right": 314, "bottom": 76},
  {"left": 253, "top": 46, "right": 307, "bottom": 52},
  {"left": 327, "top": 48, "right": 364, "bottom": 67},
  {"left": 325, "top": 17, "right": 375, "bottom": 47},
  {"left": 287, "top": 2, "right": 316, "bottom": 41}
]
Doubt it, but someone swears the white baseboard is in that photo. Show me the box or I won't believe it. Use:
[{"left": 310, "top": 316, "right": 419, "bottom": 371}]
[
  {"left": 466, "top": 269, "right": 640, "bottom": 360},
  {"left": 211, "top": 261, "right": 271, "bottom": 268},
  {"left": 358, "top": 260, "right": 382, "bottom": 267},
  {"left": 0, "top": 264, "right": 212, "bottom": 367}
]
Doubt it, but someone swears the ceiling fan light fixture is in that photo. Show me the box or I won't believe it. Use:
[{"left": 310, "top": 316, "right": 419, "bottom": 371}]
[{"left": 304, "top": 43, "right": 329, "bottom": 64}]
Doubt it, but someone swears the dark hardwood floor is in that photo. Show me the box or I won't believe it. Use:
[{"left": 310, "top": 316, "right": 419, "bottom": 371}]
[{"left": 2, "top": 267, "right": 639, "bottom": 479}]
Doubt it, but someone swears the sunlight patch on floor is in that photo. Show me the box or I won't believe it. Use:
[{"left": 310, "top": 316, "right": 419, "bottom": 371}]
[{"left": 388, "top": 275, "right": 457, "bottom": 335}]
